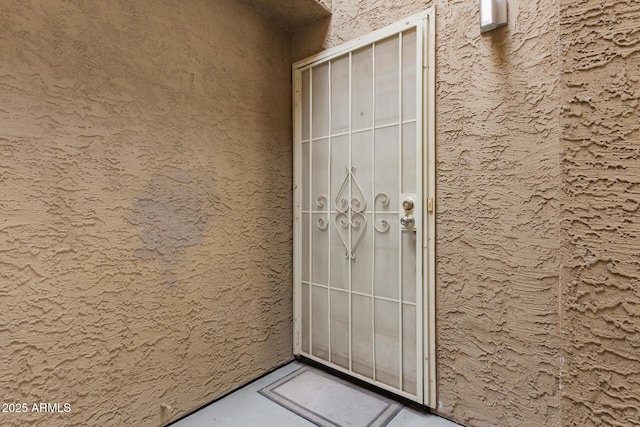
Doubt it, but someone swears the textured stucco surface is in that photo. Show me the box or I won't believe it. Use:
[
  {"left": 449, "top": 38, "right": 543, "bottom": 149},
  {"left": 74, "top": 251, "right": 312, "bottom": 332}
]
[
  {"left": 560, "top": 1, "right": 640, "bottom": 426},
  {"left": 2, "top": 1, "right": 639, "bottom": 426},
  {"left": 294, "top": 1, "right": 562, "bottom": 426},
  {"left": 0, "top": 0, "right": 293, "bottom": 426},
  {"left": 434, "top": 2, "right": 561, "bottom": 426}
]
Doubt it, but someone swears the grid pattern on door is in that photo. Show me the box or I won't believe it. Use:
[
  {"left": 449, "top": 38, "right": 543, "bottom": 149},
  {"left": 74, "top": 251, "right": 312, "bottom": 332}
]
[{"left": 294, "top": 16, "right": 427, "bottom": 403}]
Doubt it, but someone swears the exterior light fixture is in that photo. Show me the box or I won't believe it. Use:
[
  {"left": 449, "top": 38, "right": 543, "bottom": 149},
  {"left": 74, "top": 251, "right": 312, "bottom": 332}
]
[{"left": 480, "top": 0, "right": 507, "bottom": 33}]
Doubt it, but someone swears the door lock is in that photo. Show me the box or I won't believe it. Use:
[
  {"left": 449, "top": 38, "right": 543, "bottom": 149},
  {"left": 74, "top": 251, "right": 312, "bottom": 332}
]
[{"left": 402, "top": 199, "right": 414, "bottom": 211}]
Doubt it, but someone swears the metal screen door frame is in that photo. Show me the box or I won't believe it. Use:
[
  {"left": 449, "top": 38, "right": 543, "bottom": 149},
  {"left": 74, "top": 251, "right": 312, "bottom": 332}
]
[{"left": 292, "top": 8, "right": 436, "bottom": 407}]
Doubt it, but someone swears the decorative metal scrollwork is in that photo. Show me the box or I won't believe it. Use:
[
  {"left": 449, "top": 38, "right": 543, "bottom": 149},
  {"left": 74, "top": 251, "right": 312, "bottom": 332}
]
[
  {"left": 315, "top": 195, "right": 329, "bottom": 231},
  {"left": 316, "top": 195, "right": 327, "bottom": 209},
  {"left": 375, "top": 218, "right": 390, "bottom": 233},
  {"left": 317, "top": 217, "right": 329, "bottom": 230},
  {"left": 337, "top": 197, "right": 349, "bottom": 213},
  {"left": 327, "top": 168, "right": 390, "bottom": 258},
  {"left": 374, "top": 192, "right": 391, "bottom": 233},
  {"left": 375, "top": 192, "right": 390, "bottom": 208},
  {"left": 335, "top": 167, "right": 351, "bottom": 214},
  {"left": 350, "top": 166, "right": 367, "bottom": 214},
  {"left": 333, "top": 167, "right": 353, "bottom": 258},
  {"left": 350, "top": 212, "right": 367, "bottom": 259},
  {"left": 334, "top": 212, "right": 350, "bottom": 258}
]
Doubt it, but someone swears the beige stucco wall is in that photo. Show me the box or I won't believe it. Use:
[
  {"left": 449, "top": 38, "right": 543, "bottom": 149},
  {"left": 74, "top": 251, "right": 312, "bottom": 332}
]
[
  {"left": 2, "top": 0, "right": 638, "bottom": 426},
  {"left": 294, "top": 1, "right": 562, "bottom": 426},
  {"left": 560, "top": 1, "right": 640, "bottom": 426},
  {"left": 0, "top": 0, "right": 292, "bottom": 426}
]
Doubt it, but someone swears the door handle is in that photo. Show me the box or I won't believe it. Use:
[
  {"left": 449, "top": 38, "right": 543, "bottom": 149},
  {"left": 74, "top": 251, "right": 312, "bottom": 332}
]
[{"left": 400, "top": 214, "right": 415, "bottom": 228}]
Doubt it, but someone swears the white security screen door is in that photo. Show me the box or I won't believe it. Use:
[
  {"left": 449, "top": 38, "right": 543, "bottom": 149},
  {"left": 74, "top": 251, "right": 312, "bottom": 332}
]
[{"left": 293, "top": 9, "right": 435, "bottom": 406}]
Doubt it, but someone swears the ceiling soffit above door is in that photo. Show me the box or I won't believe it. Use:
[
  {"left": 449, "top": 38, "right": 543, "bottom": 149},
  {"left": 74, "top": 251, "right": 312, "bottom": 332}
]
[{"left": 238, "top": 0, "right": 331, "bottom": 31}]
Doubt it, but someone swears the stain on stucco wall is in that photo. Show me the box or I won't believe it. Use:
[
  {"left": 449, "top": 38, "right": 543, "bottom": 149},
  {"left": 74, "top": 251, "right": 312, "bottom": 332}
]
[
  {"left": 127, "top": 172, "right": 210, "bottom": 285},
  {"left": 294, "top": 1, "right": 562, "bottom": 426},
  {"left": 560, "top": 1, "right": 640, "bottom": 426},
  {"left": 0, "top": 0, "right": 292, "bottom": 425}
]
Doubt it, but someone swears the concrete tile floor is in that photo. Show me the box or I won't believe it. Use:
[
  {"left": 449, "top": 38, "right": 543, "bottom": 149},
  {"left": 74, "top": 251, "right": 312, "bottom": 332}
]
[{"left": 171, "top": 361, "right": 460, "bottom": 427}]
